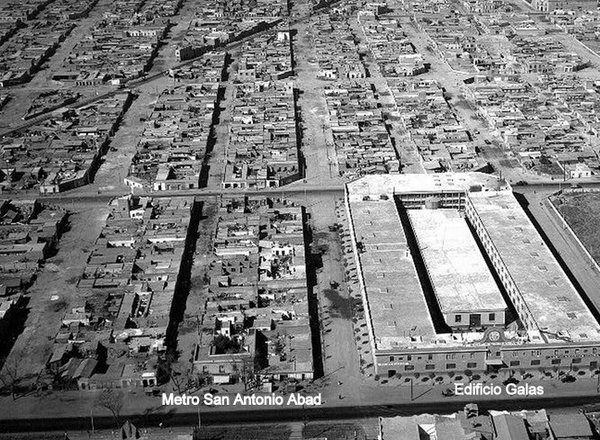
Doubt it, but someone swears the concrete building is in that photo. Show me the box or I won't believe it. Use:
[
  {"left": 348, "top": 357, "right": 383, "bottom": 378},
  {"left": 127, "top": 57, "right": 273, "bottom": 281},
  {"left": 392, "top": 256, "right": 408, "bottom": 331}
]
[
  {"left": 378, "top": 406, "right": 578, "bottom": 440},
  {"left": 408, "top": 208, "right": 507, "bottom": 330},
  {"left": 568, "top": 162, "right": 593, "bottom": 179},
  {"left": 533, "top": 0, "right": 597, "bottom": 12},
  {"left": 345, "top": 173, "right": 600, "bottom": 378}
]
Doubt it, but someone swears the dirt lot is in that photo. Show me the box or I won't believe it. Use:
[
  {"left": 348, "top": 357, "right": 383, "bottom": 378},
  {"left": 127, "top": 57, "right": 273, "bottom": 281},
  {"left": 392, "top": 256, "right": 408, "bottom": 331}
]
[
  {"left": 93, "top": 78, "right": 173, "bottom": 193},
  {"left": 205, "top": 52, "right": 238, "bottom": 190},
  {"left": 1, "top": 201, "right": 109, "bottom": 382},
  {"left": 552, "top": 192, "right": 600, "bottom": 263},
  {"left": 293, "top": 21, "right": 341, "bottom": 183},
  {"left": 176, "top": 199, "right": 219, "bottom": 366}
]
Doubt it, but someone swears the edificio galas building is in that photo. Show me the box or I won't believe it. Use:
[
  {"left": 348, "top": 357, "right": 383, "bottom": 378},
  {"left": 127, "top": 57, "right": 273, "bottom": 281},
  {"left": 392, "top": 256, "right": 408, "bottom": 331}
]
[
  {"left": 533, "top": 0, "right": 597, "bottom": 12},
  {"left": 345, "top": 173, "right": 600, "bottom": 378}
]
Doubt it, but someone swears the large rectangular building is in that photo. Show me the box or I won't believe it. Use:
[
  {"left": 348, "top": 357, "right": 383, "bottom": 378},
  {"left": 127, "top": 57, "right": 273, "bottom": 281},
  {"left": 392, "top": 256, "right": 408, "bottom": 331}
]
[
  {"left": 466, "top": 190, "right": 599, "bottom": 342},
  {"left": 408, "top": 208, "right": 507, "bottom": 330},
  {"left": 345, "top": 173, "right": 600, "bottom": 378},
  {"left": 347, "top": 199, "right": 435, "bottom": 355},
  {"left": 533, "top": 0, "right": 597, "bottom": 12}
]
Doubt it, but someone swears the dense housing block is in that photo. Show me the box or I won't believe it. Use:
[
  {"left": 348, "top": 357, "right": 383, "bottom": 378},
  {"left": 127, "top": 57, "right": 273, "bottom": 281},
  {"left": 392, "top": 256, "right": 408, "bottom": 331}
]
[{"left": 193, "top": 198, "right": 314, "bottom": 384}]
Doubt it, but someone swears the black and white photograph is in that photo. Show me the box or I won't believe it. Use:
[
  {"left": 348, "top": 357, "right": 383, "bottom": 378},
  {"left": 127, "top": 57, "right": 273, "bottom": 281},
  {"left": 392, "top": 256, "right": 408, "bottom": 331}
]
[{"left": 1, "top": 0, "right": 600, "bottom": 438}]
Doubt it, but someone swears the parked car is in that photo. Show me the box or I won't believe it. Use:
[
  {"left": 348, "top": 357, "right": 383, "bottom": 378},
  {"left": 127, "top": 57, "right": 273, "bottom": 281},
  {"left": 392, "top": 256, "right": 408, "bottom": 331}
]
[
  {"left": 502, "top": 376, "right": 519, "bottom": 386},
  {"left": 442, "top": 388, "right": 455, "bottom": 397},
  {"left": 561, "top": 375, "right": 576, "bottom": 383}
]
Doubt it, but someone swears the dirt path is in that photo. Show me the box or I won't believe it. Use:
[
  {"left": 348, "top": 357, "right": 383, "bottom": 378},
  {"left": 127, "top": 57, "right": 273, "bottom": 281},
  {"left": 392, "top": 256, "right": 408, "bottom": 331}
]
[{"left": 2, "top": 201, "right": 109, "bottom": 381}]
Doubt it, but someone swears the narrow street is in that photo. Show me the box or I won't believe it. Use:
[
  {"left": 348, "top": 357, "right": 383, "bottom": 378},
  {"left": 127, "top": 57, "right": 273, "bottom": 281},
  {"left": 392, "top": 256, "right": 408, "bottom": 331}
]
[
  {"left": 4, "top": 201, "right": 110, "bottom": 380},
  {"left": 292, "top": 21, "right": 341, "bottom": 183}
]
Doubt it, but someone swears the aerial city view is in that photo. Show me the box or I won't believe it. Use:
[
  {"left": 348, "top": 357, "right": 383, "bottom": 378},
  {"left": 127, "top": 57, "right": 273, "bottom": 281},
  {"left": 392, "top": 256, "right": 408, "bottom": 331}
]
[{"left": 5, "top": 0, "right": 600, "bottom": 438}]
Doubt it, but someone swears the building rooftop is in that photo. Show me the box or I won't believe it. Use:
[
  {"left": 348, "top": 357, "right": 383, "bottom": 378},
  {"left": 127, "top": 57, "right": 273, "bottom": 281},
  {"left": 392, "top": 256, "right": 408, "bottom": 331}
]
[
  {"left": 468, "top": 189, "right": 600, "bottom": 342},
  {"left": 350, "top": 200, "right": 435, "bottom": 348},
  {"left": 408, "top": 208, "right": 507, "bottom": 315},
  {"left": 347, "top": 173, "right": 600, "bottom": 347},
  {"left": 346, "top": 172, "right": 506, "bottom": 202}
]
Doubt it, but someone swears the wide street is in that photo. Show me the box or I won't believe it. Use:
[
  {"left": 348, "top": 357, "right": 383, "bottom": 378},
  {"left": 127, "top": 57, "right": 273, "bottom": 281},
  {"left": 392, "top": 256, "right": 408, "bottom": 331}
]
[{"left": 2, "top": 373, "right": 600, "bottom": 432}]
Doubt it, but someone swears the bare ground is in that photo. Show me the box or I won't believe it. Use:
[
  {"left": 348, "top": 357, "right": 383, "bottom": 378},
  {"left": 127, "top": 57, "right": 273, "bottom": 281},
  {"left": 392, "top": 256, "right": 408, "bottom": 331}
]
[
  {"left": 552, "top": 192, "right": 600, "bottom": 263},
  {"left": 1, "top": 201, "right": 109, "bottom": 382}
]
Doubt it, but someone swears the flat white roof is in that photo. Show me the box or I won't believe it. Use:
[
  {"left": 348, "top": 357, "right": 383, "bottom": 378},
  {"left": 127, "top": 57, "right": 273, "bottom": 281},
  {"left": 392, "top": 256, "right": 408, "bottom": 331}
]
[
  {"left": 469, "top": 190, "right": 600, "bottom": 342},
  {"left": 409, "top": 208, "right": 507, "bottom": 315},
  {"left": 346, "top": 172, "right": 506, "bottom": 202},
  {"left": 347, "top": 174, "right": 600, "bottom": 346},
  {"left": 351, "top": 200, "right": 436, "bottom": 347}
]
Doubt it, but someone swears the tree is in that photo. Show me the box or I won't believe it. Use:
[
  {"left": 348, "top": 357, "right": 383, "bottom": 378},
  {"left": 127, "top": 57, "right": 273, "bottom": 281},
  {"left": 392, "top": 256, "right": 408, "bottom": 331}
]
[
  {"left": 230, "top": 357, "right": 255, "bottom": 391},
  {"left": 156, "top": 350, "right": 178, "bottom": 385},
  {"left": 213, "top": 335, "right": 241, "bottom": 354},
  {"left": 170, "top": 363, "right": 189, "bottom": 394},
  {"left": 231, "top": 361, "right": 239, "bottom": 382},
  {"left": 239, "top": 358, "right": 256, "bottom": 391},
  {"left": 195, "top": 371, "right": 210, "bottom": 389},
  {"left": 0, "top": 350, "right": 25, "bottom": 400},
  {"left": 96, "top": 388, "right": 125, "bottom": 428}
]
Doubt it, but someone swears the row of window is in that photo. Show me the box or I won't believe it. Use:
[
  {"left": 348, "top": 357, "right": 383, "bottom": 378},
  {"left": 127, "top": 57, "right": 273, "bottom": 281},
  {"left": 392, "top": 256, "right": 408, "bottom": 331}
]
[
  {"left": 509, "top": 358, "right": 593, "bottom": 367},
  {"left": 509, "top": 348, "right": 598, "bottom": 357},
  {"left": 390, "top": 348, "right": 599, "bottom": 365},
  {"left": 399, "top": 193, "right": 463, "bottom": 200},
  {"left": 455, "top": 313, "right": 495, "bottom": 323},
  {"left": 404, "top": 362, "right": 478, "bottom": 371},
  {"left": 389, "top": 353, "right": 477, "bottom": 362},
  {"left": 390, "top": 354, "right": 433, "bottom": 362},
  {"left": 401, "top": 358, "right": 597, "bottom": 371}
]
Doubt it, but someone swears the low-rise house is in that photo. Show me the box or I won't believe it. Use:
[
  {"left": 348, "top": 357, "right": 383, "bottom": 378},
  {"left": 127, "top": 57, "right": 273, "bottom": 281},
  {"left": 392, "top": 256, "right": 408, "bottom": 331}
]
[{"left": 193, "top": 199, "right": 314, "bottom": 385}]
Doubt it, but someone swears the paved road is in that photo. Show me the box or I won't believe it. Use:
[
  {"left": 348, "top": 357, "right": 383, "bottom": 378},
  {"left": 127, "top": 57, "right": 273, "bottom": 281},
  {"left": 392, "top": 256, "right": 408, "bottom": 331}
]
[
  {"left": 5, "top": 176, "right": 600, "bottom": 209},
  {"left": 20, "top": 183, "right": 345, "bottom": 205},
  {"left": 2, "top": 391, "right": 600, "bottom": 433},
  {"left": 29, "top": 178, "right": 600, "bottom": 204}
]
